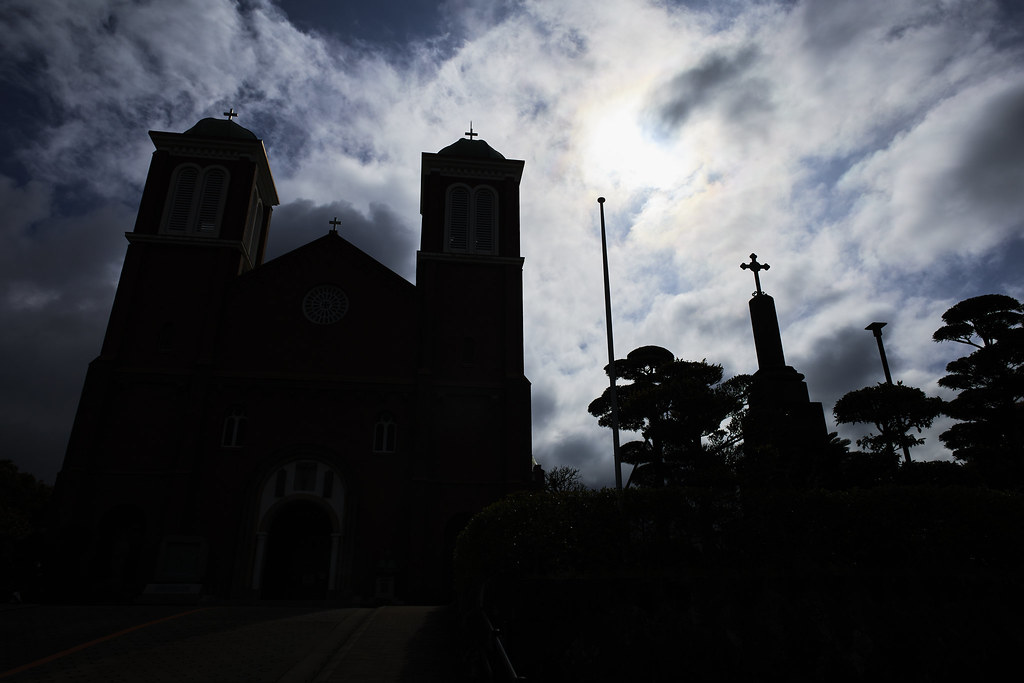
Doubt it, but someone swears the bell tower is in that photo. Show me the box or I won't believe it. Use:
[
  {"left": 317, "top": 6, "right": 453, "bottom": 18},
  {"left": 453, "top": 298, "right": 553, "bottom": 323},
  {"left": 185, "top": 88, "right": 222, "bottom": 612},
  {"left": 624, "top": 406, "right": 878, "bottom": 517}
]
[
  {"left": 97, "top": 115, "right": 278, "bottom": 364},
  {"left": 133, "top": 113, "right": 278, "bottom": 266},
  {"left": 414, "top": 132, "right": 534, "bottom": 480},
  {"left": 61, "top": 115, "right": 278, "bottom": 479},
  {"left": 417, "top": 131, "right": 526, "bottom": 375},
  {"left": 408, "top": 130, "right": 535, "bottom": 599}
]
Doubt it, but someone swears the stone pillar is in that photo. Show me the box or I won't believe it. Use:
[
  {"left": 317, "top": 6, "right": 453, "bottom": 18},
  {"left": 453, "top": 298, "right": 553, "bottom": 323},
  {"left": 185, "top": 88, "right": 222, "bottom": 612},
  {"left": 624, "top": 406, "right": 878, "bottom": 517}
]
[{"left": 749, "top": 293, "right": 786, "bottom": 370}]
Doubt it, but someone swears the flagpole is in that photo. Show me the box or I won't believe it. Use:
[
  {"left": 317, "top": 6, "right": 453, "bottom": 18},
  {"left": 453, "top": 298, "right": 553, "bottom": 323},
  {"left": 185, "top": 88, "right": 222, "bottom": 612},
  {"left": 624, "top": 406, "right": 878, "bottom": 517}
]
[{"left": 598, "top": 197, "right": 623, "bottom": 491}]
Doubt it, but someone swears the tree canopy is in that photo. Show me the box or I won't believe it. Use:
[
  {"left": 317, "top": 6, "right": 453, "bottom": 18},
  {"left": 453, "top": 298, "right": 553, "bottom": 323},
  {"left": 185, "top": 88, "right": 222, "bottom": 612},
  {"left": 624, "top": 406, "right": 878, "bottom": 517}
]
[
  {"left": 588, "top": 346, "right": 749, "bottom": 488},
  {"left": 0, "top": 459, "right": 51, "bottom": 542},
  {"left": 545, "top": 465, "right": 587, "bottom": 493},
  {"left": 833, "top": 382, "right": 942, "bottom": 461},
  {"left": 933, "top": 294, "right": 1024, "bottom": 476},
  {"left": 932, "top": 294, "right": 1024, "bottom": 348}
]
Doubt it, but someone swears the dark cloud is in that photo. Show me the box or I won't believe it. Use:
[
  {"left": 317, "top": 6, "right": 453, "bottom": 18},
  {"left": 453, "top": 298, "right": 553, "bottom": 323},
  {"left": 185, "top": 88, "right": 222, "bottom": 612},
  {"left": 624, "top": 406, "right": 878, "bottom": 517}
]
[
  {"left": 949, "top": 83, "right": 1024, "bottom": 219},
  {"left": 439, "top": 0, "right": 523, "bottom": 35},
  {"left": 266, "top": 198, "right": 418, "bottom": 281},
  {"left": 0, "top": 0, "right": 361, "bottom": 201},
  {"left": 992, "top": 0, "right": 1024, "bottom": 48},
  {"left": 649, "top": 46, "right": 771, "bottom": 131},
  {"left": 276, "top": 0, "right": 450, "bottom": 47},
  {"left": 0, "top": 193, "right": 132, "bottom": 482},
  {"left": 539, "top": 433, "right": 612, "bottom": 488},
  {"left": 799, "top": 0, "right": 878, "bottom": 57},
  {"left": 984, "top": 235, "right": 1024, "bottom": 297},
  {"left": 530, "top": 386, "right": 557, "bottom": 430},
  {"left": 800, "top": 323, "right": 883, "bottom": 413},
  {"left": 0, "top": 307, "right": 104, "bottom": 483},
  {"left": 0, "top": 82, "right": 50, "bottom": 184}
]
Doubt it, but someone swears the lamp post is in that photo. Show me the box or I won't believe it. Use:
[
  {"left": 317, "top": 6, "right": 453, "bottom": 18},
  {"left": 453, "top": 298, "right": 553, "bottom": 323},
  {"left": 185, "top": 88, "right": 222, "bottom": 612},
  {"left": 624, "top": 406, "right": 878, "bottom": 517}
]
[
  {"left": 865, "top": 322, "right": 911, "bottom": 463},
  {"left": 865, "top": 322, "right": 893, "bottom": 384},
  {"left": 598, "top": 197, "right": 622, "bottom": 491}
]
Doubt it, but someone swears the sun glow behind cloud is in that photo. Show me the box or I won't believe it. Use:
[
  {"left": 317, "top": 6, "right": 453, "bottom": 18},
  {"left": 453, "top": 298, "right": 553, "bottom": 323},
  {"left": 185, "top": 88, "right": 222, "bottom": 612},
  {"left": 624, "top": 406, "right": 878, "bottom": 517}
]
[{"left": 579, "top": 96, "right": 693, "bottom": 191}]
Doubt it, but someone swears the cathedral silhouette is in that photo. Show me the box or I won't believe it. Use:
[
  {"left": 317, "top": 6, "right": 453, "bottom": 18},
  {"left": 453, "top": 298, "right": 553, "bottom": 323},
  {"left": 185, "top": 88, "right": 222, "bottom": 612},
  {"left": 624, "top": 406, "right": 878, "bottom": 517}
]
[{"left": 52, "top": 115, "right": 538, "bottom": 603}]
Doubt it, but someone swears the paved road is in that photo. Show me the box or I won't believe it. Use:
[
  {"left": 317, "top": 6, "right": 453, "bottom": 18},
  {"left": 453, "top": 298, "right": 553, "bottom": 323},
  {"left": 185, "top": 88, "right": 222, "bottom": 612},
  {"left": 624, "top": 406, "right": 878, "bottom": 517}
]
[{"left": 0, "top": 604, "right": 465, "bottom": 682}]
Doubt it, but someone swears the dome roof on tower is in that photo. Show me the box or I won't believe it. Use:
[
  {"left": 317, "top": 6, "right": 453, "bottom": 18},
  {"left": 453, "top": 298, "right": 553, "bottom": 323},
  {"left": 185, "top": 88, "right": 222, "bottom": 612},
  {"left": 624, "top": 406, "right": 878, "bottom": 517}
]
[
  {"left": 183, "top": 117, "right": 259, "bottom": 141},
  {"left": 437, "top": 137, "right": 505, "bottom": 160}
]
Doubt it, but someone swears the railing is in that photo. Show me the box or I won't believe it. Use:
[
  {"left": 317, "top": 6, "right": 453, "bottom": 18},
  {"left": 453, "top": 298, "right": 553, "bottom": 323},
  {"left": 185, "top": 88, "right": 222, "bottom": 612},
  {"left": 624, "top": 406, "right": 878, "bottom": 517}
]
[
  {"left": 478, "top": 608, "right": 524, "bottom": 681},
  {"left": 468, "top": 583, "right": 525, "bottom": 681}
]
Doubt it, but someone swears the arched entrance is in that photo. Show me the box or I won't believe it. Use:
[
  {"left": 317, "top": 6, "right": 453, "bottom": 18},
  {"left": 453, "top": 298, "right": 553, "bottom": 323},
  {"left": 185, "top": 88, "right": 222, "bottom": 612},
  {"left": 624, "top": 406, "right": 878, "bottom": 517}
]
[
  {"left": 252, "top": 458, "right": 347, "bottom": 598},
  {"left": 261, "top": 500, "right": 332, "bottom": 599}
]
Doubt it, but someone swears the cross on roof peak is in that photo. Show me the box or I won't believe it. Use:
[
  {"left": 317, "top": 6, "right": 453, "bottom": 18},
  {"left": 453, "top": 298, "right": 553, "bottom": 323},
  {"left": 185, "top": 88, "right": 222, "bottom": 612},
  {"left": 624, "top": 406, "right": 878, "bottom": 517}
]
[
  {"left": 223, "top": 108, "right": 238, "bottom": 121},
  {"left": 740, "top": 253, "right": 771, "bottom": 296},
  {"left": 464, "top": 122, "right": 478, "bottom": 140},
  {"left": 328, "top": 216, "right": 341, "bottom": 234}
]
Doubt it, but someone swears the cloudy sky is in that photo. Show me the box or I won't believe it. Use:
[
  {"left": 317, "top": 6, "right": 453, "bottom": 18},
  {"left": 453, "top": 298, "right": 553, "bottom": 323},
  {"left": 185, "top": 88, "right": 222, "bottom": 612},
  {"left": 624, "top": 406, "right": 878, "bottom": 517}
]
[{"left": 2, "top": 0, "right": 1022, "bottom": 486}]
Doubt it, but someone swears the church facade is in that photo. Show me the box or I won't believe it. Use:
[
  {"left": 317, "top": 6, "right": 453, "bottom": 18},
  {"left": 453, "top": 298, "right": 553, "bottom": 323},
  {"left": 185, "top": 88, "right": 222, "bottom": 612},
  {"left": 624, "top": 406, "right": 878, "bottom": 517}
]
[{"left": 52, "top": 117, "right": 537, "bottom": 603}]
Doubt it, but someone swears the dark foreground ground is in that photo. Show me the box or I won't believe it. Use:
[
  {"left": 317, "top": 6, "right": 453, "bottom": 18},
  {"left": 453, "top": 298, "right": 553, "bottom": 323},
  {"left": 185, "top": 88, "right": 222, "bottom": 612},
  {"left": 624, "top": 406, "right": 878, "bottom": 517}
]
[{"left": 0, "top": 603, "right": 464, "bottom": 682}]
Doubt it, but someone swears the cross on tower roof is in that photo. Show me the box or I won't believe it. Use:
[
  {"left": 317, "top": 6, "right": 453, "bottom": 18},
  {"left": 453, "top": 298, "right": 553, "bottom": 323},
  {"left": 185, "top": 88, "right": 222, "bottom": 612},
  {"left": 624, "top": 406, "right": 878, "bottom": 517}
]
[
  {"left": 464, "top": 122, "right": 478, "bottom": 139},
  {"left": 740, "top": 253, "right": 770, "bottom": 296},
  {"left": 328, "top": 216, "right": 341, "bottom": 234},
  {"left": 223, "top": 108, "right": 238, "bottom": 121}
]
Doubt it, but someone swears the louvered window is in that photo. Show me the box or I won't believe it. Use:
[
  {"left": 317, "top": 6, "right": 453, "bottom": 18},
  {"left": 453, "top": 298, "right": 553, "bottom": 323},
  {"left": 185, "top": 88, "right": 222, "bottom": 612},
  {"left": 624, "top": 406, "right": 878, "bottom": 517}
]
[
  {"left": 474, "top": 188, "right": 496, "bottom": 253},
  {"left": 447, "top": 187, "right": 470, "bottom": 251},
  {"left": 444, "top": 184, "right": 498, "bottom": 255},
  {"left": 163, "top": 164, "right": 229, "bottom": 236},
  {"left": 167, "top": 167, "right": 198, "bottom": 232},
  {"left": 196, "top": 169, "right": 226, "bottom": 232}
]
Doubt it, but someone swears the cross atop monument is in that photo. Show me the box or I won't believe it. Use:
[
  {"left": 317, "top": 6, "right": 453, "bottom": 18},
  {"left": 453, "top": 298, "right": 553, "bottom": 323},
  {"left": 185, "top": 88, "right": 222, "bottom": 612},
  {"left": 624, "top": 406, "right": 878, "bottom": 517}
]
[
  {"left": 223, "top": 108, "right": 238, "bottom": 121},
  {"left": 329, "top": 216, "right": 341, "bottom": 234},
  {"left": 740, "top": 253, "right": 770, "bottom": 296},
  {"left": 464, "top": 122, "right": 478, "bottom": 140}
]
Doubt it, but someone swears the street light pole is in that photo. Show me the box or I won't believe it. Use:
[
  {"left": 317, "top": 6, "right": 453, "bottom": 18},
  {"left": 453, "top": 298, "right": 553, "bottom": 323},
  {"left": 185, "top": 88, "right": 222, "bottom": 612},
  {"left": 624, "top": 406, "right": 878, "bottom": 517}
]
[
  {"left": 865, "top": 321, "right": 911, "bottom": 463},
  {"left": 865, "top": 322, "right": 894, "bottom": 385},
  {"left": 598, "top": 197, "right": 623, "bottom": 491}
]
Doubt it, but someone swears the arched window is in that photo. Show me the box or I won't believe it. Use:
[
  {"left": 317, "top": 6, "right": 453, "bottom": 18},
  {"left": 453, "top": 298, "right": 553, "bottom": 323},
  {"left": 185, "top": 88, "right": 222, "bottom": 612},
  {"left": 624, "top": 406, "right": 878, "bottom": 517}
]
[
  {"left": 164, "top": 164, "right": 229, "bottom": 236},
  {"left": 444, "top": 184, "right": 498, "bottom": 255},
  {"left": 373, "top": 414, "right": 398, "bottom": 453},
  {"left": 221, "top": 407, "right": 246, "bottom": 448}
]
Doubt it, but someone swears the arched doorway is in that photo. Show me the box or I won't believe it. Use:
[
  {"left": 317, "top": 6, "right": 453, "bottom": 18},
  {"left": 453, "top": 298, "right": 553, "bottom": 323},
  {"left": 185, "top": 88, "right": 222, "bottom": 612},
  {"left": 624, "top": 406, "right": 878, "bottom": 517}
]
[{"left": 261, "top": 500, "right": 332, "bottom": 599}]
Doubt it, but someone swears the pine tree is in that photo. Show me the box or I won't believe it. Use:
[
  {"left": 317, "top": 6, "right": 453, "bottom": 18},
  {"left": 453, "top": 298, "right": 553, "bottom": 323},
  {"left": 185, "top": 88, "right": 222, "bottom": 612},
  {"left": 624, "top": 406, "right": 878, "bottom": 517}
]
[
  {"left": 933, "top": 294, "right": 1024, "bottom": 480},
  {"left": 588, "top": 346, "right": 748, "bottom": 487},
  {"left": 833, "top": 382, "right": 942, "bottom": 461}
]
